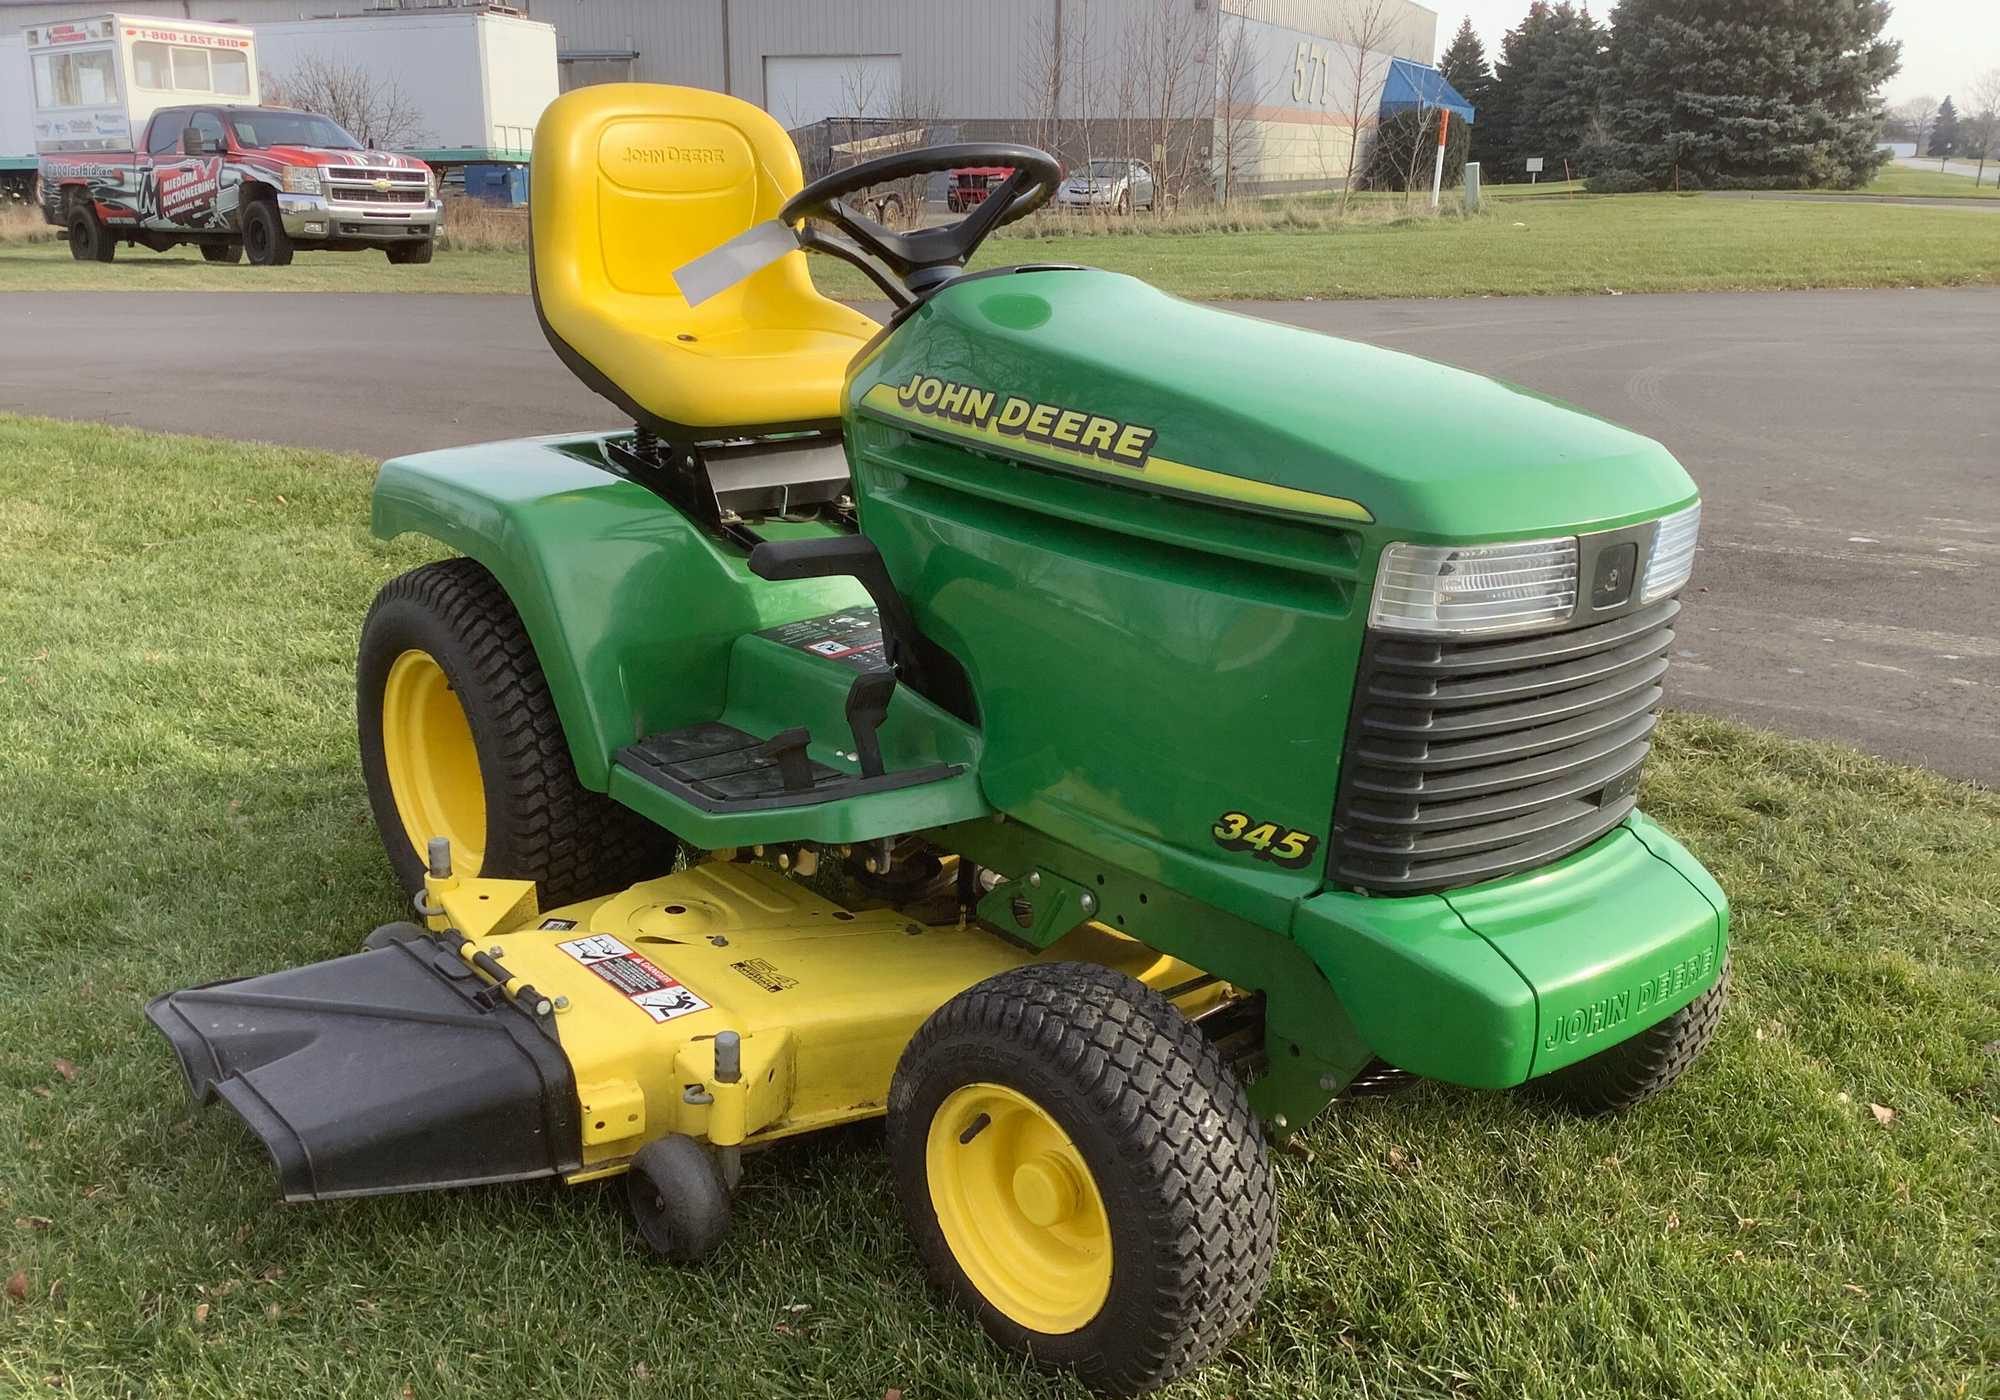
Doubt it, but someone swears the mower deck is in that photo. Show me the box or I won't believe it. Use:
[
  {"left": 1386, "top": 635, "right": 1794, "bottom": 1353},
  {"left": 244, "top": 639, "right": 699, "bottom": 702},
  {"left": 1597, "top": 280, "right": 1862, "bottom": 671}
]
[{"left": 149, "top": 859, "right": 1216, "bottom": 1199}]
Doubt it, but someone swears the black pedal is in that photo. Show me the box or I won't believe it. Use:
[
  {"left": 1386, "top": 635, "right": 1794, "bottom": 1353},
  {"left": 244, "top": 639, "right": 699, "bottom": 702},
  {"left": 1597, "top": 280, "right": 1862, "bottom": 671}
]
[
  {"left": 844, "top": 666, "right": 896, "bottom": 778},
  {"left": 756, "top": 727, "right": 815, "bottom": 792}
]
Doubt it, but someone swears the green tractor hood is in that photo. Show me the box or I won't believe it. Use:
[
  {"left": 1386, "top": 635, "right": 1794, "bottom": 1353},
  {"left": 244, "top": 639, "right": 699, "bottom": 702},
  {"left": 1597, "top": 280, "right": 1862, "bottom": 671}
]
[{"left": 852, "top": 269, "right": 1696, "bottom": 540}]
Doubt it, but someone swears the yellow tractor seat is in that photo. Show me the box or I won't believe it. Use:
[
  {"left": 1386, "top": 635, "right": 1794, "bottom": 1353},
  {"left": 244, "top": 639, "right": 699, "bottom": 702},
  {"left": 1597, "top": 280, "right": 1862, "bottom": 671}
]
[{"left": 530, "top": 84, "right": 880, "bottom": 436}]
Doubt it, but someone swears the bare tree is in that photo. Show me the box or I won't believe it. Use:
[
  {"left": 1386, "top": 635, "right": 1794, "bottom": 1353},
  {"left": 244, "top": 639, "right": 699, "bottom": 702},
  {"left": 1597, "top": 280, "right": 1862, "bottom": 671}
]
[
  {"left": 1128, "top": 0, "right": 1210, "bottom": 211},
  {"left": 1330, "top": 0, "right": 1398, "bottom": 213},
  {"left": 1020, "top": 6, "right": 1065, "bottom": 163},
  {"left": 1968, "top": 69, "right": 2000, "bottom": 189},
  {"left": 269, "top": 54, "right": 427, "bottom": 151},
  {"left": 1213, "top": 1, "right": 1272, "bottom": 204},
  {"left": 1893, "top": 94, "right": 1938, "bottom": 157}
]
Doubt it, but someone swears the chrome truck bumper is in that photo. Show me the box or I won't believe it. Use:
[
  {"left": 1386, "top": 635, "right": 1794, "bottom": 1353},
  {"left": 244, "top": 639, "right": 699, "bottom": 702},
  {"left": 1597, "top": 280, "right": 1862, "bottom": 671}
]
[{"left": 277, "top": 192, "right": 441, "bottom": 244}]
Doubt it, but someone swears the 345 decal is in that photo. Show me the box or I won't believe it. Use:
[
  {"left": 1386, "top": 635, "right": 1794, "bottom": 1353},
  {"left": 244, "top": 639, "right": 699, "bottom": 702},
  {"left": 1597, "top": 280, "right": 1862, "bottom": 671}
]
[{"left": 1211, "top": 811, "right": 1320, "bottom": 869}]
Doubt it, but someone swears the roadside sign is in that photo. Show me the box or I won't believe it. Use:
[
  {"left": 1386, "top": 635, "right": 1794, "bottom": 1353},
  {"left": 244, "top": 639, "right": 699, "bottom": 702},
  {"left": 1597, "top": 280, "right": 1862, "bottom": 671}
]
[{"left": 1526, "top": 157, "right": 1544, "bottom": 172}]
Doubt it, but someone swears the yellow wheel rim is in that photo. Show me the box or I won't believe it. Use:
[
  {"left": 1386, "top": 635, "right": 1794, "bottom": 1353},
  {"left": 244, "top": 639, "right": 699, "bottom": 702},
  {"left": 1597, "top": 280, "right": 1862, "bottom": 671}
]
[
  {"left": 925, "top": 1082, "right": 1111, "bottom": 1334},
  {"left": 380, "top": 649, "right": 486, "bottom": 873}
]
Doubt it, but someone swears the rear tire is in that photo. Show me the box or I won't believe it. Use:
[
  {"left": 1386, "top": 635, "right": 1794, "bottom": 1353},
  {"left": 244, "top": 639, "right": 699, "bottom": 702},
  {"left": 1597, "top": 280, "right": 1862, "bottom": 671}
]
[
  {"left": 888, "top": 963, "right": 1276, "bottom": 1396},
  {"left": 1529, "top": 955, "right": 1731, "bottom": 1114},
  {"left": 242, "top": 198, "right": 293, "bottom": 266},
  {"left": 356, "top": 557, "right": 677, "bottom": 907},
  {"left": 386, "top": 238, "right": 434, "bottom": 265},
  {"left": 201, "top": 241, "right": 243, "bottom": 264},
  {"left": 67, "top": 204, "right": 115, "bottom": 262}
]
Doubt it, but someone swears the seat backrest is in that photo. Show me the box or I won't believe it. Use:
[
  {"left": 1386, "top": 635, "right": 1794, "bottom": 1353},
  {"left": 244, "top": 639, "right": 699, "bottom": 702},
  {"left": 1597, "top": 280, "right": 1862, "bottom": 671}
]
[{"left": 530, "top": 83, "right": 853, "bottom": 427}]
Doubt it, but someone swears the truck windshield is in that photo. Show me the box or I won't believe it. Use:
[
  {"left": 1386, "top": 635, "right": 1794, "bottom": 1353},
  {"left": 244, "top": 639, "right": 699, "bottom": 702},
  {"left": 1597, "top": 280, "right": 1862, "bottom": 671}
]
[{"left": 228, "top": 111, "right": 364, "bottom": 151}]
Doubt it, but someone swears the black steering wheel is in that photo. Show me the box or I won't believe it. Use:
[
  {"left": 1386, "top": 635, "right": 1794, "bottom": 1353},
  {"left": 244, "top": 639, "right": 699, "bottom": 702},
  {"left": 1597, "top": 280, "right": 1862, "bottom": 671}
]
[{"left": 779, "top": 142, "right": 1063, "bottom": 305}]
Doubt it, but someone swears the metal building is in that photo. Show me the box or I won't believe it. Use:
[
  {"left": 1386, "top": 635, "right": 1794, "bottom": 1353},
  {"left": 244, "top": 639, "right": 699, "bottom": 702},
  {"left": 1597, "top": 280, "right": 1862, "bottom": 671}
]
[{"left": 2, "top": 0, "right": 1445, "bottom": 193}]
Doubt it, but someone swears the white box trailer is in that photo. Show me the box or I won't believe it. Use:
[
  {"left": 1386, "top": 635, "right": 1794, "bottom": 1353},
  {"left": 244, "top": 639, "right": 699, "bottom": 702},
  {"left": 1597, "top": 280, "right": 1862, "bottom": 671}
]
[
  {"left": 252, "top": 11, "right": 557, "bottom": 167},
  {"left": 2, "top": 35, "right": 33, "bottom": 194}
]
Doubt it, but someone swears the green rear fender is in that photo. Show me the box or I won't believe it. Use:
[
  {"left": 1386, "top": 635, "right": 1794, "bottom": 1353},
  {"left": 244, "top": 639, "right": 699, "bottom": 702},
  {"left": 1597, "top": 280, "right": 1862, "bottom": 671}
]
[{"left": 369, "top": 434, "right": 866, "bottom": 789}]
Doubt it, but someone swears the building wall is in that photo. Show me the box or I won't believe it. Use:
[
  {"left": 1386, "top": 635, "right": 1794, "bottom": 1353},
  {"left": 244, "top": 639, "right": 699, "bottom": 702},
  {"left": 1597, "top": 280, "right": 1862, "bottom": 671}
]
[{"left": 2, "top": 0, "right": 1438, "bottom": 190}]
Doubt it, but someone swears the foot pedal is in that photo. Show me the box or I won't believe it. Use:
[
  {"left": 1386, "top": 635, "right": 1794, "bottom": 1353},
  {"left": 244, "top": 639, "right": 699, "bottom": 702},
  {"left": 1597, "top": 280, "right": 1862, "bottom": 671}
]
[{"left": 756, "top": 726, "right": 816, "bottom": 793}]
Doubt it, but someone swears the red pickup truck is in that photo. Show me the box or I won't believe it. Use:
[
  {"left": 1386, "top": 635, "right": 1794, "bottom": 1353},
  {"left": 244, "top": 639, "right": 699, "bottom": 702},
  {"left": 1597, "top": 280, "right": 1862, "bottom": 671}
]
[{"left": 43, "top": 103, "right": 440, "bottom": 266}]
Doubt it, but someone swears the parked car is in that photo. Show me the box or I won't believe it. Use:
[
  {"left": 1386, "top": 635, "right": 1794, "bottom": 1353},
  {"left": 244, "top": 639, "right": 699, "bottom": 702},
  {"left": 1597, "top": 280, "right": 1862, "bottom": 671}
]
[
  {"left": 1054, "top": 158, "right": 1156, "bottom": 213},
  {"left": 945, "top": 164, "right": 1012, "bottom": 212}
]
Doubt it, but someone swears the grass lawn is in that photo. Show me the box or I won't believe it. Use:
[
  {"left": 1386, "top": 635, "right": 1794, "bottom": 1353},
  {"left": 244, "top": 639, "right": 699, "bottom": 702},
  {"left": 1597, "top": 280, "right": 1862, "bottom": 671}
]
[
  {"left": 2, "top": 193, "right": 1996, "bottom": 300},
  {"left": 1, "top": 414, "right": 1994, "bottom": 1399},
  {"left": 1857, "top": 167, "right": 2000, "bottom": 199}
]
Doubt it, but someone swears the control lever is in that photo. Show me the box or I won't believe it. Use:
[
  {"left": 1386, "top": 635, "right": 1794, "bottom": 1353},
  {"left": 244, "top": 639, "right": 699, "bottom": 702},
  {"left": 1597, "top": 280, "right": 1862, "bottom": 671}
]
[
  {"left": 755, "top": 727, "right": 815, "bottom": 793},
  {"left": 844, "top": 666, "right": 896, "bottom": 778},
  {"left": 747, "top": 536, "right": 926, "bottom": 690}
]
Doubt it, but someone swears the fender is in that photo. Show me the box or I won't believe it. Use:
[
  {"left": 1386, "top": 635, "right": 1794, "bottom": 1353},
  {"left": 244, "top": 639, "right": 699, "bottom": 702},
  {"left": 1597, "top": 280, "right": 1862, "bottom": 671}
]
[{"left": 370, "top": 432, "right": 865, "bottom": 789}]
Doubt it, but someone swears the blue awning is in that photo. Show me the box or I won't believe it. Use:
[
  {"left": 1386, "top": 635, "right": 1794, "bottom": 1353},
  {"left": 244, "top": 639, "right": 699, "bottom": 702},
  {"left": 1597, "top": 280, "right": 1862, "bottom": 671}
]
[{"left": 1379, "top": 58, "right": 1475, "bottom": 124}]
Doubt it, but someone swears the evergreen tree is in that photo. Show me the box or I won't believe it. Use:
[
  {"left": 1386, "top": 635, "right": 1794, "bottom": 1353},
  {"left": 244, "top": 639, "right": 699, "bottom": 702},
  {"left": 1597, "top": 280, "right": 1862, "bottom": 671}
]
[
  {"left": 1591, "top": 0, "right": 1901, "bottom": 190},
  {"left": 1439, "top": 16, "right": 1495, "bottom": 116},
  {"left": 1478, "top": 3, "right": 1611, "bottom": 181},
  {"left": 1930, "top": 95, "right": 1960, "bottom": 158}
]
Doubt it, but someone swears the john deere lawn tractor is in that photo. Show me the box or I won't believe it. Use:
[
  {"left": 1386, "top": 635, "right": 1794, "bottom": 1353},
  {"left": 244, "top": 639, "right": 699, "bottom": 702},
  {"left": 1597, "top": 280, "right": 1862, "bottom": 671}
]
[{"left": 148, "top": 85, "right": 1729, "bottom": 1394}]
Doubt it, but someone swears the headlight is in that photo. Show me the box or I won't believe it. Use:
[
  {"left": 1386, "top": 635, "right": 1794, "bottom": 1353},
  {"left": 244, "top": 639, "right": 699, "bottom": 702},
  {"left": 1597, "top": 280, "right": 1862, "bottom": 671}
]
[
  {"left": 1369, "top": 536, "right": 1580, "bottom": 636},
  {"left": 282, "top": 166, "right": 321, "bottom": 195},
  {"left": 1640, "top": 501, "right": 1700, "bottom": 602}
]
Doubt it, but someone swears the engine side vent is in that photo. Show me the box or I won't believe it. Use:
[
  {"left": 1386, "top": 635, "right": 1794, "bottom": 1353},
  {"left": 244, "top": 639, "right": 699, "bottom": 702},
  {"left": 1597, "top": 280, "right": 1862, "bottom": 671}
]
[{"left": 1329, "top": 599, "right": 1679, "bottom": 894}]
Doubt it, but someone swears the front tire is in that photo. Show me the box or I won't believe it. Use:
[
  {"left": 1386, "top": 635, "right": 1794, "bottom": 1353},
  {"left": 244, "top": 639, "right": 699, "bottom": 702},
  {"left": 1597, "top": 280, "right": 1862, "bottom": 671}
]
[
  {"left": 356, "top": 558, "right": 676, "bottom": 906},
  {"left": 1530, "top": 955, "right": 1731, "bottom": 1113},
  {"left": 888, "top": 963, "right": 1276, "bottom": 1396},
  {"left": 386, "top": 238, "right": 434, "bottom": 265},
  {"left": 68, "top": 204, "right": 115, "bottom": 262},
  {"left": 241, "top": 198, "right": 293, "bottom": 266}
]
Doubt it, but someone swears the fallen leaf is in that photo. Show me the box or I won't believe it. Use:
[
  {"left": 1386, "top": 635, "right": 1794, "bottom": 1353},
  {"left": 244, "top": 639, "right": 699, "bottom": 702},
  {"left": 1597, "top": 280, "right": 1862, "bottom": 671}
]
[
  {"left": 1843, "top": 1282, "right": 1869, "bottom": 1297},
  {"left": 1664, "top": 1211, "right": 1680, "bottom": 1232},
  {"left": 632, "top": 1363, "right": 649, "bottom": 1380},
  {"left": 265, "top": 1302, "right": 281, "bottom": 1321},
  {"left": 30, "top": 1088, "right": 51, "bottom": 1100},
  {"left": 1836, "top": 1091, "right": 1852, "bottom": 1105},
  {"left": 1736, "top": 1217, "right": 1761, "bottom": 1232},
  {"left": 80, "top": 1185, "right": 105, "bottom": 1201},
  {"left": 884, "top": 1390, "right": 904, "bottom": 1400},
  {"left": 1384, "top": 1145, "right": 1421, "bottom": 1175},
  {"left": 210, "top": 1280, "right": 239, "bottom": 1299},
  {"left": 233, "top": 1224, "right": 252, "bottom": 1247},
  {"left": 13, "top": 1218, "right": 51, "bottom": 1232},
  {"left": 773, "top": 1322, "right": 795, "bottom": 1337},
  {"left": 5, "top": 1271, "right": 28, "bottom": 1302},
  {"left": 194, "top": 1302, "right": 210, "bottom": 1326},
  {"left": 1869, "top": 1103, "right": 1896, "bottom": 1127},
  {"left": 257, "top": 1264, "right": 285, "bottom": 1283},
  {"left": 51, "top": 1060, "right": 77, "bottom": 1082}
]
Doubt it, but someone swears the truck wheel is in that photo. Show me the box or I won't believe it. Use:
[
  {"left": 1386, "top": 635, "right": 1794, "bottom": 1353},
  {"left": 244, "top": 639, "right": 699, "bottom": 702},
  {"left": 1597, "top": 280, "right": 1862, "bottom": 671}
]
[
  {"left": 1528, "top": 955, "right": 1731, "bottom": 1114},
  {"left": 357, "top": 557, "right": 678, "bottom": 907},
  {"left": 386, "top": 238, "right": 434, "bottom": 265},
  {"left": 887, "top": 963, "right": 1276, "bottom": 1396},
  {"left": 201, "top": 241, "right": 243, "bottom": 264},
  {"left": 67, "top": 204, "right": 115, "bottom": 262},
  {"left": 242, "top": 199, "right": 293, "bottom": 266}
]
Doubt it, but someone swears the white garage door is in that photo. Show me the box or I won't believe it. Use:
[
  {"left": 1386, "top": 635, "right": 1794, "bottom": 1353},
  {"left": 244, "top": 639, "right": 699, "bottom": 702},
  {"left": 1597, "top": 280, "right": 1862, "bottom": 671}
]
[{"left": 763, "top": 53, "right": 902, "bottom": 129}]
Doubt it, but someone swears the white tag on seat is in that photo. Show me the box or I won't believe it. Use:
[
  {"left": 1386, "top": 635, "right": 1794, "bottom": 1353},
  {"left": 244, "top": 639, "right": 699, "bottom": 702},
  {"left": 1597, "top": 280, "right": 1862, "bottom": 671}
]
[{"left": 673, "top": 220, "right": 803, "bottom": 306}]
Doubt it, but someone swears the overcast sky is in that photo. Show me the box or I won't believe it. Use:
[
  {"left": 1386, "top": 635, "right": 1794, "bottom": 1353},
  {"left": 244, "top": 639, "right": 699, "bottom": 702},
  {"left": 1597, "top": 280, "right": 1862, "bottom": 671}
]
[{"left": 1433, "top": 0, "right": 1999, "bottom": 106}]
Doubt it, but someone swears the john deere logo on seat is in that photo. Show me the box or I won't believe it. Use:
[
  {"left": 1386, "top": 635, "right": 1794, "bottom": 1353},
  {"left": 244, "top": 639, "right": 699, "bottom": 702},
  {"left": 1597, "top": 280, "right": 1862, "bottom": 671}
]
[{"left": 624, "top": 145, "right": 727, "bottom": 164}]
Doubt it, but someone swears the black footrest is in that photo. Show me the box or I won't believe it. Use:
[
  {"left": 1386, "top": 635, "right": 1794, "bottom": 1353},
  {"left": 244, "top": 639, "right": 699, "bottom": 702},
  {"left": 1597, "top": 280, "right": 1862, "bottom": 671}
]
[{"left": 618, "top": 721, "right": 959, "bottom": 813}]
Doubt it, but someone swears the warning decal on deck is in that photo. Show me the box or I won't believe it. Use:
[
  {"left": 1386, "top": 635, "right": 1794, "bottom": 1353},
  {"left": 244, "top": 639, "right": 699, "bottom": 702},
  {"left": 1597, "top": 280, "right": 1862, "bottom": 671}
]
[
  {"left": 557, "top": 934, "right": 711, "bottom": 1024},
  {"left": 730, "top": 957, "right": 799, "bottom": 993}
]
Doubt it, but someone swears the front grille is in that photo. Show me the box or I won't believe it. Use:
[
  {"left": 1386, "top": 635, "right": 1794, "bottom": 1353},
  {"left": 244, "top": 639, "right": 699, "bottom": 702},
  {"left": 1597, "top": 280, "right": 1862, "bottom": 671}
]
[
  {"left": 1329, "top": 599, "right": 1678, "bottom": 893},
  {"left": 330, "top": 186, "right": 426, "bottom": 204}
]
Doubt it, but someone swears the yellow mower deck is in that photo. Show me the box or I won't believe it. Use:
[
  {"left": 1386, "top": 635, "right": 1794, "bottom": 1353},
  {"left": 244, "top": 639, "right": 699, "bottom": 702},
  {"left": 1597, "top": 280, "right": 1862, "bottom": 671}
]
[{"left": 422, "top": 859, "right": 1219, "bottom": 1182}]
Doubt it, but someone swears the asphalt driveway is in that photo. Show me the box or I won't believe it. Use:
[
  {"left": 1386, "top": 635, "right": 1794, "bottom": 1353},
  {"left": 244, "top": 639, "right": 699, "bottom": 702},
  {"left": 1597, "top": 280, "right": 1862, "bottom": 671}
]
[{"left": 3, "top": 286, "right": 1994, "bottom": 783}]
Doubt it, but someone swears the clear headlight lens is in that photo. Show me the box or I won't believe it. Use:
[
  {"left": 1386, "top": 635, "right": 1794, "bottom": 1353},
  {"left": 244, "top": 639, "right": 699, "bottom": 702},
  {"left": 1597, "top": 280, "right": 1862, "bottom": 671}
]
[
  {"left": 282, "top": 165, "right": 322, "bottom": 195},
  {"left": 1370, "top": 536, "right": 1580, "bottom": 636},
  {"left": 1640, "top": 501, "right": 1701, "bottom": 602}
]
